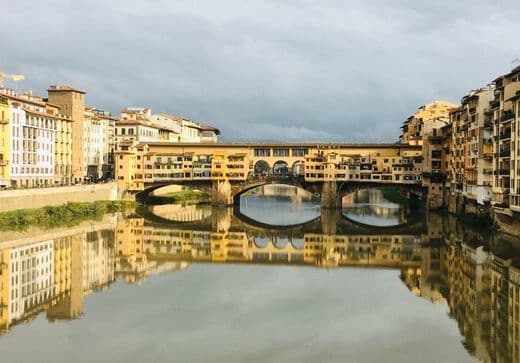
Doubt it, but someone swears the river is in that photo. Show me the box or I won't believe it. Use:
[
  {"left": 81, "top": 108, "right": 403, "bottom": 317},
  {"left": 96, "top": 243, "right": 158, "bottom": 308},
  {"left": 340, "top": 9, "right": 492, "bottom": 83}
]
[{"left": 0, "top": 185, "right": 518, "bottom": 363}]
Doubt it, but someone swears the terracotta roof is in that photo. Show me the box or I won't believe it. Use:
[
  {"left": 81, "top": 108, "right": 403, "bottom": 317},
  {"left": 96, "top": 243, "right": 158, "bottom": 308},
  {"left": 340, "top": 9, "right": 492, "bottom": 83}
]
[
  {"left": 24, "top": 108, "right": 60, "bottom": 120},
  {"left": 116, "top": 119, "right": 161, "bottom": 128},
  {"left": 1, "top": 92, "right": 46, "bottom": 107},
  {"left": 48, "top": 85, "right": 86, "bottom": 94},
  {"left": 199, "top": 124, "right": 221, "bottom": 135}
]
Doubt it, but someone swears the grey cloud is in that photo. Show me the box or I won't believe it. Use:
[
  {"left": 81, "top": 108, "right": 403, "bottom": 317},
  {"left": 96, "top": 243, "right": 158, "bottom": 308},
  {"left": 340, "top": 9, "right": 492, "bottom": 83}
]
[{"left": 2, "top": 0, "right": 520, "bottom": 141}]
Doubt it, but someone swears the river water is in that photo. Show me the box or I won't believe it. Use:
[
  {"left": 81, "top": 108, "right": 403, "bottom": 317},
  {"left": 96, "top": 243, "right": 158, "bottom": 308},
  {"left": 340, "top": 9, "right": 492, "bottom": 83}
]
[{"left": 0, "top": 185, "right": 519, "bottom": 363}]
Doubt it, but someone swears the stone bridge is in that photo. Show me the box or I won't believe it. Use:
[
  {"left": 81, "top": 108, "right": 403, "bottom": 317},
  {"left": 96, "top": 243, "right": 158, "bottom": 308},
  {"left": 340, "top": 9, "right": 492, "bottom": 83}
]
[{"left": 138, "top": 175, "right": 425, "bottom": 209}]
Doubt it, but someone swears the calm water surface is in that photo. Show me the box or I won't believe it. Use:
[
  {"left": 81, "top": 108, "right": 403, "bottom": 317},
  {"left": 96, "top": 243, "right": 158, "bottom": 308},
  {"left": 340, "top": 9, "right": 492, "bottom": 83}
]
[
  {"left": 342, "top": 188, "right": 407, "bottom": 226},
  {"left": 0, "top": 186, "right": 519, "bottom": 363}
]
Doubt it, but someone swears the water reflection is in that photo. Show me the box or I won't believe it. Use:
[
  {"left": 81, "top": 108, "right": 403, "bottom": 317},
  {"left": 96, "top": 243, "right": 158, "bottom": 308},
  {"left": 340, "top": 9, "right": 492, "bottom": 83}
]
[
  {"left": 0, "top": 207, "right": 519, "bottom": 362},
  {"left": 343, "top": 189, "right": 408, "bottom": 226},
  {"left": 239, "top": 184, "right": 320, "bottom": 225},
  {"left": 146, "top": 204, "right": 212, "bottom": 223}
]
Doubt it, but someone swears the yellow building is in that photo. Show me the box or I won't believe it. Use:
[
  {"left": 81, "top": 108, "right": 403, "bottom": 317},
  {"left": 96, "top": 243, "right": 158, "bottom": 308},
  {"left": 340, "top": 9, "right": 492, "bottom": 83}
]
[
  {"left": 115, "top": 140, "right": 148, "bottom": 191},
  {"left": 0, "top": 95, "right": 9, "bottom": 187},
  {"left": 491, "top": 66, "right": 520, "bottom": 208},
  {"left": 400, "top": 100, "right": 457, "bottom": 146},
  {"left": 508, "top": 88, "right": 520, "bottom": 211},
  {"left": 46, "top": 103, "right": 73, "bottom": 185},
  {"left": 47, "top": 85, "right": 86, "bottom": 184},
  {"left": 304, "top": 147, "right": 422, "bottom": 184}
]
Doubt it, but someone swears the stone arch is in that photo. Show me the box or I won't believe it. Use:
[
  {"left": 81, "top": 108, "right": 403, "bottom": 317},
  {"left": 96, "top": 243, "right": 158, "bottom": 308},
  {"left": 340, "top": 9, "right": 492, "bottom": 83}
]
[
  {"left": 290, "top": 238, "right": 304, "bottom": 249},
  {"left": 292, "top": 160, "right": 305, "bottom": 176},
  {"left": 254, "top": 160, "right": 270, "bottom": 176},
  {"left": 273, "top": 160, "right": 289, "bottom": 176},
  {"left": 253, "top": 236, "right": 269, "bottom": 248}
]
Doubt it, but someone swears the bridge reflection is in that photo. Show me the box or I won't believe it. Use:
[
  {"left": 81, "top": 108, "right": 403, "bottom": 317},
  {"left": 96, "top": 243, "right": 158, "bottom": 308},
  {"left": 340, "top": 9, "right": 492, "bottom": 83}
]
[
  {"left": 1, "top": 213, "right": 520, "bottom": 362},
  {"left": 137, "top": 203, "right": 423, "bottom": 236}
]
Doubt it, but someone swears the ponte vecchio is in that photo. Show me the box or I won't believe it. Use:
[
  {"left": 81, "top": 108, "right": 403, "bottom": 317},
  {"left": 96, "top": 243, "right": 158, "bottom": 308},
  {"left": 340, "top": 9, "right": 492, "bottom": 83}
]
[{"left": 115, "top": 141, "right": 424, "bottom": 208}]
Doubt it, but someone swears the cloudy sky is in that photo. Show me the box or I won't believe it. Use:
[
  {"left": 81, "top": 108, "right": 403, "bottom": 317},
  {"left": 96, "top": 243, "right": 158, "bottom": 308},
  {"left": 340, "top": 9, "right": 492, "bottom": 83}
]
[{"left": 2, "top": 0, "right": 520, "bottom": 141}]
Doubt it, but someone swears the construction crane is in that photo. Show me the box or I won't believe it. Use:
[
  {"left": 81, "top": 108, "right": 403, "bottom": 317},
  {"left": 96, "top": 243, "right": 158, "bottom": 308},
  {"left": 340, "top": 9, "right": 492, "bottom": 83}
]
[{"left": 0, "top": 72, "right": 25, "bottom": 88}]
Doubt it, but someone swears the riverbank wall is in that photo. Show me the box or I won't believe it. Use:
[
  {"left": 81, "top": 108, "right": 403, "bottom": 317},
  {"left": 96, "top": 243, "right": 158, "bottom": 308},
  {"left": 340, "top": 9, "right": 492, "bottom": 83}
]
[
  {"left": 0, "top": 182, "right": 118, "bottom": 212},
  {"left": 443, "top": 191, "right": 520, "bottom": 237}
]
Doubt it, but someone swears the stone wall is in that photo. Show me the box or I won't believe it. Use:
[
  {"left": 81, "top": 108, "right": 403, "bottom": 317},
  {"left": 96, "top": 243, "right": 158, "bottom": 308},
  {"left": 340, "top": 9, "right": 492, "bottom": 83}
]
[
  {"left": 492, "top": 209, "right": 520, "bottom": 238},
  {"left": 0, "top": 182, "right": 118, "bottom": 212}
]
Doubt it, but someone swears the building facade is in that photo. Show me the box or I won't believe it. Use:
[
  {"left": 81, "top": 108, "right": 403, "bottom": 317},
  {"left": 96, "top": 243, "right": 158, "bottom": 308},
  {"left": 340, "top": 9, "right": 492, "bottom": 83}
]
[
  {"left": 47, "top": 86, "right": 86, "bottom": 184},
  {"left": 0, "top": 95, "right": 9, "bottom": 186}
]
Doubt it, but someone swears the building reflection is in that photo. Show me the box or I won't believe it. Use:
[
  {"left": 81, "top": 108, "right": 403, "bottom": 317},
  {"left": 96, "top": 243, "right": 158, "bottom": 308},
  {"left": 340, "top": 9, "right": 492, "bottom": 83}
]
[{"left": 1, "top": 211, "right": 520, "bottom": 363}]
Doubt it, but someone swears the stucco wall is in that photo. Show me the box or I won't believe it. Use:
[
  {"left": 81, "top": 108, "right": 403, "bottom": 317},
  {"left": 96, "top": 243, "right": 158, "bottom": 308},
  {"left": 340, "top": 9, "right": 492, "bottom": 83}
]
[{"left": 0, "top": 182, "right": 117, "bottom": 212}]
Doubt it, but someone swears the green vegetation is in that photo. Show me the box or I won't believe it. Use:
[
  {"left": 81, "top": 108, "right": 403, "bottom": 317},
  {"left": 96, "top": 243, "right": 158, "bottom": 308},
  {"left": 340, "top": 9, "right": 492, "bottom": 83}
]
[
  {"left": 380, "top": 187, "right": 421, "bottom": 209},
  {"left": 0, "top": 200, "right": 136, "bottom": 230},
  {"left": 145, "top": 188, "right": 209, "bottom": 205}
]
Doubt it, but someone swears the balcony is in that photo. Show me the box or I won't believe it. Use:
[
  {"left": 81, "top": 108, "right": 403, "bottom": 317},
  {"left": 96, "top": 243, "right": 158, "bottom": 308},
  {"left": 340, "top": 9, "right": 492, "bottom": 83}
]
[
  {"left": 499, "top": 149, "right": 511, "bottom": 158},
  {"left": 499, "top": 169, "right": 511, "bottom": 176},
  {"left": 499, "top": 132, "right": 511, "bottom": 140},
  {"left": 482, "top": 138, "right": 493, "bottom": 144},
  {"left": 483, "top": 120, "right": 493, "bottom": 129},
  {"left": 483, "top": 168, "right": 493, "bottom": 175},
  {"left": 490, "top": 100, "right": 500, "bottom": 109},
  {"left": 483, "top": 152, "right": 493, "bottom": 160},
  {"left": 501, "top": 110, "right": 514, "bottom": 123}
]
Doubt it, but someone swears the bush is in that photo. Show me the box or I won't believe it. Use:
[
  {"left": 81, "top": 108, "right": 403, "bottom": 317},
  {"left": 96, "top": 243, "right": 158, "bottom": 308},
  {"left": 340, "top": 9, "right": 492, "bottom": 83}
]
[
  {"left": 0, "top": 200, "right": 136, "bottom": 230},
  {"left": 145, "top": 188, "right": 209, "bottom": 205}
]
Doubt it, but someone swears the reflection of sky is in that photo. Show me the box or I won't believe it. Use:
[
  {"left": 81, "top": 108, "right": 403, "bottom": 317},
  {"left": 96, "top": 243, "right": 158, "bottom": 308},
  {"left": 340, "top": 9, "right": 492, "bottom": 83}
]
[
  {"left": 343, "top": 189, "right": 406, "bottom": 227},
  {"left": 0, "top": 265, "right": 474, "bottom": 363},
  {"left": 343, "top": 206, "right": 402, "bottom": 227},
  {"left": 240, "top": 195, "right": 320, "bottom": 225}
]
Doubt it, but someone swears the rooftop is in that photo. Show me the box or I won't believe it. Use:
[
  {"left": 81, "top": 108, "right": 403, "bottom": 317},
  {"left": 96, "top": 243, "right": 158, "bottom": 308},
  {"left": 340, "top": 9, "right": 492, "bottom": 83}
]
[{"left": 47, "top": 85, "right": 86, "bottom": 94}]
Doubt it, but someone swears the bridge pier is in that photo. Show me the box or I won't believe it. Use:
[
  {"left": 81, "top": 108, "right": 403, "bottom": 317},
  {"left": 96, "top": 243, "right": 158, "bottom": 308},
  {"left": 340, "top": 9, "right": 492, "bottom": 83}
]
[
  {"left": 212, "top": 179, "right": 233, "bottom": 206},
  {"left": 320, "top": 208, "right": 341, "bottom": 235},
  {"left": 321, "top": 180, "right": 342, "bottom": 209}
]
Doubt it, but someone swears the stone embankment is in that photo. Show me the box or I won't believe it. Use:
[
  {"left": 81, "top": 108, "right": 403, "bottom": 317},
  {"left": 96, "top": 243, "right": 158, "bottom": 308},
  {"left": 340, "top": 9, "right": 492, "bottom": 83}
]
[{"left": 0, "top": 182, "right": 117, "bottom": 212}]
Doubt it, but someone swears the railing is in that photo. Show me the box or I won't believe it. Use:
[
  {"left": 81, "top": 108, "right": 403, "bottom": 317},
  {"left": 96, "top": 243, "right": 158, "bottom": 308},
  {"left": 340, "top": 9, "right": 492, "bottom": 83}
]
[
  {"left": 499, "top": 132, "right": 511, "bottom": 140},
  {"left": 501, "top": 110, "right": 514, "bottom": 122},
  {"left": 499, "top": 150, "right": 511, "bottom": 157},
  {"left": 499, "top": 169, "right": 511, "bottom": 176}
]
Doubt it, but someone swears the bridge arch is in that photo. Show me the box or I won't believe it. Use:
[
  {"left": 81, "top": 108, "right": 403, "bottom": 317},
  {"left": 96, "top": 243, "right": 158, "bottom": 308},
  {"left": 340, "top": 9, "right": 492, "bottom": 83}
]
[
  {"left": 273, "top": 160, "right": 289, "bottom": 176},
  {"left": 253, "top": 237, "right": 270, "bottom": 248},
  {"left": 273, "top": 237, "right": 289, "bottom": 249},
  {"left": 231, "top": 176, "right": 314, "bottom": 205},
  {"left": 254, "top": 160, "right": 270, "bottom": 176}
]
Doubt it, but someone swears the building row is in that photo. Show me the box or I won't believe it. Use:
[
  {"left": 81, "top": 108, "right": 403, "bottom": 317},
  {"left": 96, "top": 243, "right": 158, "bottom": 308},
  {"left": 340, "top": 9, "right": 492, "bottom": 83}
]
[
  {"left": 114, "top": 141, "right": 423, "bottom": 191},
  {"left": 399, "top": 66, "right": 520, "bottom": 217},
  {"left": 0, "top": 85, "right": 220, "bottom": 188}
]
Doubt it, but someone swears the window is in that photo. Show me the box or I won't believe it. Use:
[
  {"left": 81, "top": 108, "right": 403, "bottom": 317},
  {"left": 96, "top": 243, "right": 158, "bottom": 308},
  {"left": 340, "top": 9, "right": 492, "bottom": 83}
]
[
  {"left": 254, "top": 148, "right": 270, "bottom": 157},
  {"left": 431, "top": 151, "right": 442, "bottom": 159},
  {"left": 273, "top": 148, "right": 289, "bottom": 157}
]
